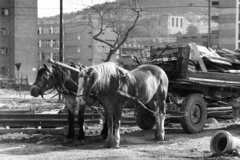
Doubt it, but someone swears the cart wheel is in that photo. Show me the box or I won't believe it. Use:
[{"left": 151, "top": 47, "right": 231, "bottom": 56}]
[
  {"left": 180, "top": 94, "right": 207, "bottom": 134},
  {"left": 136, "top": 106, "right": 156, "bottom": 130}
]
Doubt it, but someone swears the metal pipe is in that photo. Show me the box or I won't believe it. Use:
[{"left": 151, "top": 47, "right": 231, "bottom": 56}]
[{"left": 48, "top": 59, "right": 79, "bottom": 72}]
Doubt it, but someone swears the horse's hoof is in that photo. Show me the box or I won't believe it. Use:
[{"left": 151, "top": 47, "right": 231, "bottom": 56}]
[
  {"left": 75, "top": 140, "right": 85, "bottom": 145},
  {"left": 63, "top": 138, "right": 74, "bottom": 143},
  {"left": 111, "top": 142, "right": 120, "bottom": 149},
  {"left": 102, "top": 143, "right": 111, "bottom": 148},
  {"left": 99, "top": 135, "right": 107, "bottom": 140},
  {"left": 155, "top": 136, "right": 164, "bottom": 141}
]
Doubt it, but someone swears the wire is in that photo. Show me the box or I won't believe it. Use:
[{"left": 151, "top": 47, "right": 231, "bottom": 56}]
[{"left": 0, "top": 5, "right": 240, "bottom": 10}]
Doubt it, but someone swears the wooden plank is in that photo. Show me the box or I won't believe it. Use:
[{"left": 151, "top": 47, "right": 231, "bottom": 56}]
[
  {"left": 207, "top": 107, "right": 232, "bottom": 111},
  {"left": 207, "top": 58, "right": 232, "bottom": 66},
  {"left": 188, "top": 77, "right": 240, "bottom": 85},
  {"left": 188, "top": 71, "right": 240, "bottom": 82},
  {"left": 0, "top": 114, "right": 102, "bottom": 120},
  {"left": 211, "top": 64, "right": 229, "bottom": 73},
  {"left": 228, "top": 70, "right": 240, "bottom": 73},
  {"left": 190, "top": 42, "right": 207, "bottom": 72}
]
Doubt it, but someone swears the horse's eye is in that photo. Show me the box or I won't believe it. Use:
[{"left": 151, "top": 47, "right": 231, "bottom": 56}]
[{"left": 43, "top": 74, "right": 49, "bottom": 80}]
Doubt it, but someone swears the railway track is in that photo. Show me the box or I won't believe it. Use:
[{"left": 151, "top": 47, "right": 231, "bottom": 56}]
[{"left": 0, "top": 110, "right": 136, "bottom": 129}]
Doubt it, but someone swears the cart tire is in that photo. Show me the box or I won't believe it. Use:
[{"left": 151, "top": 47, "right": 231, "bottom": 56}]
[
  {"left": 180, "top": 94, "right": 207, "bottom": 134},
  {"left": 136, "top": 106, "right": 156, "bottom": 130}
]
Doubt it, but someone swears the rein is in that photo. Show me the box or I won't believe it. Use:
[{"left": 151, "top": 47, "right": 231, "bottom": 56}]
[{"left": 33, "top": 80, "right": 56, "bottom": 99}]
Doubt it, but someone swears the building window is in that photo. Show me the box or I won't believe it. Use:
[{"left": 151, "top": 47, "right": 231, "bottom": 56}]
[
  {"left": 172, "top": 17, "right": 174, "bottom": 26},
  {"left": 52, "top": 40, "right": 59, "bottom": 48},
  {"left": 38, "top": 27, "right": 41, "bottom": 34},
  {"left": 212, "top": 1, "right": 219, "bottom": 6},
  {"left": 1, "top": 47, "right": 8, "bottom": 55},
  {"left": 180, "top": 19, "right": 183, "bottom": 27},
  {"left": 1, "top": 67, "right": 8, "bottom": 76},
  {"left": 239, "top": 6, "right": 240, "bottom": 21},
  {"left": 42, "top": 27, "right": 51, "bottom": 34},
  {"left": 53, "top": 27, "right": 59, "bottom": 34},
  {"left": 1, "top": 8, "right": 9, "bottom": 16},
  {"left": 239, "top": 24, "right": 240, "bottom": 40},
  {"left": 53, "top": 53, "right": 59, "bottom": 61},
  {"left": 41, "top": 40, "right": 51, "bottom": 48},
  {"left": 1, "top": 28, "right": 9, "bottom": 35},
  {"left": 40, "top": 53, "right": 46, "bottom": 60},
  {"left": 176, "top": 18, "right": 178, "bottom": 27}
]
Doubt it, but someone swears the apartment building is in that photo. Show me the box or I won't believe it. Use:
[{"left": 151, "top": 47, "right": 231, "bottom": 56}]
[
  {"left": 0, "top": 0, "right": 38, "bottom": 84},
  {"left": 38, "top": 16, "right": 117, "bottom": 68},
  {"left": 212, "top": 0, "right": 239, "bottom": 50}
]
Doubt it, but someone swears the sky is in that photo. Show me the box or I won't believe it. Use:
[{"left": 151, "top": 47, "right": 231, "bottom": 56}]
[{"left": 38, "top": 0, "right": 115, "bottom": 18}]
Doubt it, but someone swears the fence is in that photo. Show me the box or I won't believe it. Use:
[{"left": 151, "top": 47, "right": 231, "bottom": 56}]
[{"left": 0, "top": 76, "right": 29, "bottom": 89}]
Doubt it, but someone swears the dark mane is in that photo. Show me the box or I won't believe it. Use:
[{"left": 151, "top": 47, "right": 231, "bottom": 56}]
[{"left": 35, "top": 67, "right": 49, "bottom": 81}]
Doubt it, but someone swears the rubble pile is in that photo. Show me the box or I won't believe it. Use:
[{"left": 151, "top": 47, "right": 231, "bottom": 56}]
[{"left": 190, "top": 45, "right": 240, "bottom": 73}]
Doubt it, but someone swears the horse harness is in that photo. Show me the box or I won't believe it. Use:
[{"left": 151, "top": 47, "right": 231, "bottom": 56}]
[{"left": 79, "top": 69, "right": 139, "bottom": 108}]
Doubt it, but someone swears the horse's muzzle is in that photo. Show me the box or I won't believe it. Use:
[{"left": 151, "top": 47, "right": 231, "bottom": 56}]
[{"left": 30, "top": 85, "right": 41, "bottom": 97}]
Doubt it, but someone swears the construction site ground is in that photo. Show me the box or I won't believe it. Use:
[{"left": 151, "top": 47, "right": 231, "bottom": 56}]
[{"left": 0, "top": 89, "right": 240, "bottom": 160}]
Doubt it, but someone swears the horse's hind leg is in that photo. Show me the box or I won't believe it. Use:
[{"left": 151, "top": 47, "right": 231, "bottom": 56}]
[
  {"left": 112, "top": 106, "right": 123, "bottom": 148},
  {"left": 155, "top": 96, "right": 166, "bottom": 141},
  {"left": 77, "top": 104, "right": 85, "bottom": 145}
]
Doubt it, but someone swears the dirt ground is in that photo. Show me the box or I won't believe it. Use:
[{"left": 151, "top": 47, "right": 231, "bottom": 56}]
[{"left": 0, "top": 89, "right": 240, "bottom": 160}]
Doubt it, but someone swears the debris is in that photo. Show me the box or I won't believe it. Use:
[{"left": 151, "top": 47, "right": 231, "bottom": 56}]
[{"left": 206, "top": 118, "right": 218, "bottom": 124}]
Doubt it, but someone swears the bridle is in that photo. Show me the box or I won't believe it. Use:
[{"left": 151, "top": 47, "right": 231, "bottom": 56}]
[{"left": 33, "top": 69, "right": 56, "bottom": 98}]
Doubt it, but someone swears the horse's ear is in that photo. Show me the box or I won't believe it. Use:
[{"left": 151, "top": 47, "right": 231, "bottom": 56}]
[
  {"left": 43, "top": 64, "right": 52, "bottom": 72},
  {"left": 43, "top": 64, "right": 48, "bottom": 69},
  {"left": 86, "top": 68, "right": 93, "bottom": 76}
]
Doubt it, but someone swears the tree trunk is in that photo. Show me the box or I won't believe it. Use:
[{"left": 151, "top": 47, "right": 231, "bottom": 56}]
[{"left": 104, "top": 49, "right": 115, "bottom": 62}]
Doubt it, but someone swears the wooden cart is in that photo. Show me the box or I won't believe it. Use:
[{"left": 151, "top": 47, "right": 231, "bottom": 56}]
[{"left": 135, "top": 44, "right": 240, "bottom": 134}]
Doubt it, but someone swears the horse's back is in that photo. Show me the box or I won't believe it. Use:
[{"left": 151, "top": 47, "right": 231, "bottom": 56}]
[{"left": 131, "top": 64, "right": 168, "bottom": 84}]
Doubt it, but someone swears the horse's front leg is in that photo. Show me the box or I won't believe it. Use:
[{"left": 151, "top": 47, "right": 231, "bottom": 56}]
[
  {"left": 77, "top": 104, "right": 85, "bottom": 145},
  {"left": 65, "top": 105, "right": 75, "bottom": 142},
  {"left": 99, "top": 113, "right": 108, "bottom": 140},
  {"left": 103, "top": 109, "right": 114, "bottom": 148}
]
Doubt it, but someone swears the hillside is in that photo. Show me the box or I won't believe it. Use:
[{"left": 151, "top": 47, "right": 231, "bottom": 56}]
[
  {"left": 138, "top": 0, "right": 215, "bottom": 15},
  {"left": 39, "top": 0, "right": 217, "bottom": 23}
]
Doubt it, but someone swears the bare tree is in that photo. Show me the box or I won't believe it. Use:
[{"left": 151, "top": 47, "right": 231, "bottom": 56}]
[{"left": 88, "top": 0, "right": 143, "bottom": 62}]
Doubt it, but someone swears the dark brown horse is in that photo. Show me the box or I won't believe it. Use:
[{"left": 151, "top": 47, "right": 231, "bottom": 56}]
[
  {"left": 30, "top": 63, "right": 108, "bottom": 144},
  {"left": 76, "top": 62, "right": 169, "bottom": 148}
]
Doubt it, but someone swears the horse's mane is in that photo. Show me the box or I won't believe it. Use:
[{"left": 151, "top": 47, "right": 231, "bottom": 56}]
[
  {"left": 35, "top": 67, "right": 48, "bottom": 81},
  {"left": 90, "top": 62, "right": 131, "bottom": 92}
]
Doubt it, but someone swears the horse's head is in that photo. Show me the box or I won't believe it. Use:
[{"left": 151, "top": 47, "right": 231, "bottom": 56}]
[
  {"left": 76, "top": 67, "right": 97, "bottom": 105},
  {"left": 30, "top": 64, "right": 56, "bottom": 97}
]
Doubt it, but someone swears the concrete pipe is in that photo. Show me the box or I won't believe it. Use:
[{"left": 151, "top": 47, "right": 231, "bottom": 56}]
[{"left": 210, "top": 130, "right": 240, "bottom": 154}]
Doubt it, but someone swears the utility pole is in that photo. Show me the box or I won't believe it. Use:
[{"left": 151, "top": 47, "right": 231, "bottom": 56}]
[
  {"left": 59, "top": 0, "right": 63, "bottom": 101},
  {"left": 59, "top": 0, "right": 63, "bottom": 62},
  {"left": 208, "top": 0, "right": 211, "bottom": 48}
]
